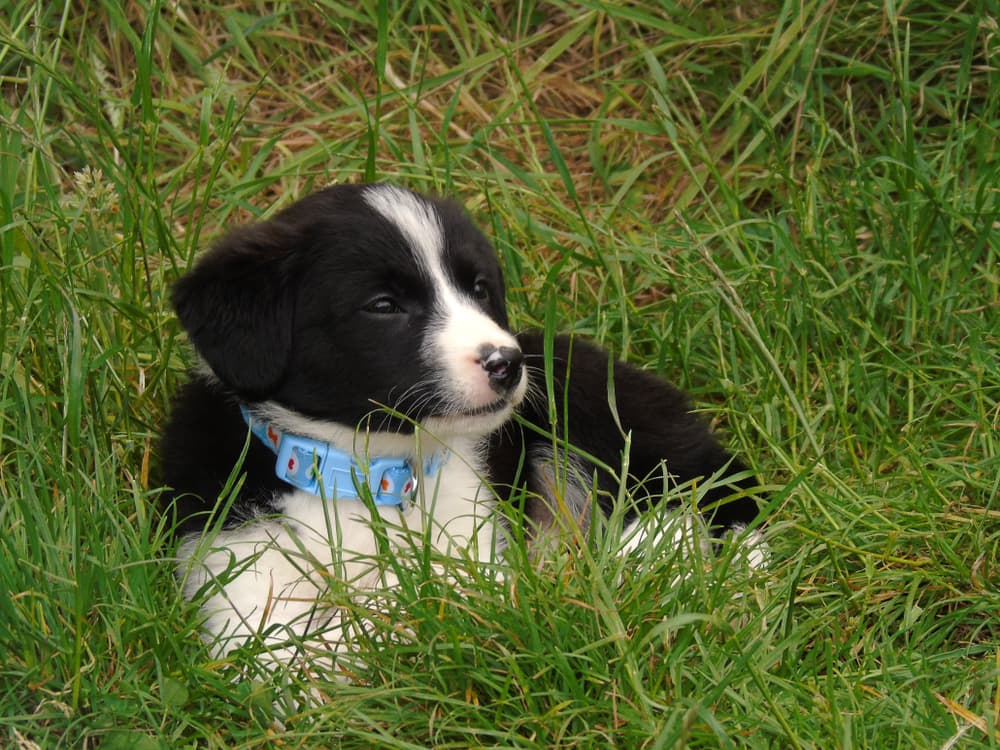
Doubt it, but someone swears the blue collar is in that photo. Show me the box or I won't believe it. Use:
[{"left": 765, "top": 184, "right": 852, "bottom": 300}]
[{"left": 239, "top": 406, "right": 445, "bottom": 508}]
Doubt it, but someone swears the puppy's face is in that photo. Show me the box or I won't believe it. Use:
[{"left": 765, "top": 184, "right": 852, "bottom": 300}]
[{"left": 172, "top": 184, "right": 527, "bottom": 438}]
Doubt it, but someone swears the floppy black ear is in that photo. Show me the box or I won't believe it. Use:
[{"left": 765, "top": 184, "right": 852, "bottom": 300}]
[{"left": 172, "top": 222, "right": 298, "bottom": 398}]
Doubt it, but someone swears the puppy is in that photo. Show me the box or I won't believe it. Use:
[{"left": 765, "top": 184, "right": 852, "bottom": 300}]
[{"left": 162, "top": 183, "right": 763, "bottom": 667}]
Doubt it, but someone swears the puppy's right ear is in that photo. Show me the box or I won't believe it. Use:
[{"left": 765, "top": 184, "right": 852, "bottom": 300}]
[{"left": 171, "top": 222, "right": 298, "bottom": 398}]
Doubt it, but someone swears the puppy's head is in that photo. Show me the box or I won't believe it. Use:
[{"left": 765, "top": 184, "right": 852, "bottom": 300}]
[{"left": 172, "top": 184, "right": 527, "bottom": 439}]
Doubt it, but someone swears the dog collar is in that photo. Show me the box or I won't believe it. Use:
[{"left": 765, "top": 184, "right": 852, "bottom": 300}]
[{"left": 239, "top": 406, "right": 445, "bottom": 508}]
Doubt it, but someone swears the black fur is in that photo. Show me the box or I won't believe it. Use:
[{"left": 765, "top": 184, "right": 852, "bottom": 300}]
[{"left": 160, "top": 378, "right": 284, "bottom": 536}]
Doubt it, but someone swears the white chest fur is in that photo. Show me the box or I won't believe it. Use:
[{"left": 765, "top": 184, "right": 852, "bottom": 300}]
[{"left": 176, "top": 435, "right": 496, "bottom": 665}]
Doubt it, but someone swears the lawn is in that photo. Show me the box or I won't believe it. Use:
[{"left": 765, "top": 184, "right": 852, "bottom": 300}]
[{"left": 1, "top": 1, "right": 997, "bottom": 747}]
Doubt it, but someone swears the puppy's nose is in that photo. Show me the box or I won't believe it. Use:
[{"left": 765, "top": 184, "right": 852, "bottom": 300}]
[{"left": 479, "top": 345, "right": 523, "bottom": 393}]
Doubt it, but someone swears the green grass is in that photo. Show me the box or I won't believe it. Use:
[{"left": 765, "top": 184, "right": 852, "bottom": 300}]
[{"left": 2, "top": 0, "right": 998, "bottom": 746}]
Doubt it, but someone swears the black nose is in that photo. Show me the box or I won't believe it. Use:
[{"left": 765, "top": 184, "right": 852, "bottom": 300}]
[{"left": 480, "top": 345, "right": 523, "bottom": 394}]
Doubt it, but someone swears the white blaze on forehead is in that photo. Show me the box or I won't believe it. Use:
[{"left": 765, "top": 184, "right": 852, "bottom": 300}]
[
  {"left": 362, "top": 184, "right": 445, "bottom": 276},
  {"left": 362, "top": 184, "right": 475, "bottom": 322}
]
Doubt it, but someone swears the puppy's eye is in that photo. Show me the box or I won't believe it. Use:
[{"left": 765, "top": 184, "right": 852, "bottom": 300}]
[
  {"left": 472, "top": 278, "right": 490, "bottom": 302},
  {"left": 364, "top": 296, "right": 403, "bottom": 315}
]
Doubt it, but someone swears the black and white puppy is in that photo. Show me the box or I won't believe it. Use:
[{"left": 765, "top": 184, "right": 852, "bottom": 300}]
[{"left": 162, "top": 183, "right": 763, "bottom": 663}]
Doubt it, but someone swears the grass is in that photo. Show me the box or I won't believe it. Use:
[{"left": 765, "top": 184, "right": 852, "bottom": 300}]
[{"left": 1, "top": 0, "right": 998, "bottom": 746}]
